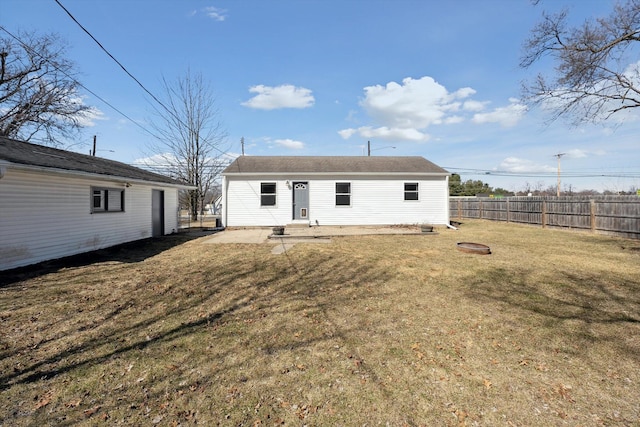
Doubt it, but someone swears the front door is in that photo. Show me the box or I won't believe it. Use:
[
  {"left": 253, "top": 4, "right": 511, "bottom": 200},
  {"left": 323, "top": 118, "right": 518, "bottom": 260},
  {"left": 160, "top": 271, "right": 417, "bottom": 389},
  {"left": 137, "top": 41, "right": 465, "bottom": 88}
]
[{"left": 292, "top": 181, "right": 309, "bottom": 220}]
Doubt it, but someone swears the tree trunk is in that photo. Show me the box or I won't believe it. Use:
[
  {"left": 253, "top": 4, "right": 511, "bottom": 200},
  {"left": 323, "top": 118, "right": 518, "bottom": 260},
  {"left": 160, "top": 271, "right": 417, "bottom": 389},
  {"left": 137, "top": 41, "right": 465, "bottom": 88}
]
[{"left": 190, "top": 190, "right": 199, "bottom": 221}]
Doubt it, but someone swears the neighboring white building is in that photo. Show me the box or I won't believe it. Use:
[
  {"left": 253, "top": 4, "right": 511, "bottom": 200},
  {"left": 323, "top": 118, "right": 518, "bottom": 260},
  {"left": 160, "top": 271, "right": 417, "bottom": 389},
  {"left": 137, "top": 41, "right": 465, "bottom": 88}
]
[
  {"left": 0, "top": 137, "right": 193, "bottom": 271},
  {"left": 221, "top": 156, "right": 450, "bottom": 227}
]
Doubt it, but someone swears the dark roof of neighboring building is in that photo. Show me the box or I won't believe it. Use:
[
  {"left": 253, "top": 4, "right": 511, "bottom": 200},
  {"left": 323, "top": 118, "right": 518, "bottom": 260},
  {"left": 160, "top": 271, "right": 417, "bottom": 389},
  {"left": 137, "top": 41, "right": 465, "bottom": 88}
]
[
  {"left": 0, "top": 136, "right": 187, "bottom": 186},
  {"left": 222, "top": 156, "right": 449, "bottom": 175}
]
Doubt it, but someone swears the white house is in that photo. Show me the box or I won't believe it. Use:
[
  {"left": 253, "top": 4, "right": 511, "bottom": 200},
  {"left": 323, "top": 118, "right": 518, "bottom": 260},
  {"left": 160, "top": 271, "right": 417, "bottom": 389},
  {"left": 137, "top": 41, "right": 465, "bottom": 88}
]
[
  {"left": 221, "top": 156, "right": 450, "bottom": 227},
  {"left": 0, "top": 137, "right": 193, "bottom": 271}
]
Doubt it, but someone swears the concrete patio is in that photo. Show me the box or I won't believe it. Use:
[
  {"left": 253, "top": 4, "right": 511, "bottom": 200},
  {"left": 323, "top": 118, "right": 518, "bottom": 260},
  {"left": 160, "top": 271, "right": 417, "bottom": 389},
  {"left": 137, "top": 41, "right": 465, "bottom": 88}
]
[{"left": 200, "top": 225, "right": 439, "bottom": 253}]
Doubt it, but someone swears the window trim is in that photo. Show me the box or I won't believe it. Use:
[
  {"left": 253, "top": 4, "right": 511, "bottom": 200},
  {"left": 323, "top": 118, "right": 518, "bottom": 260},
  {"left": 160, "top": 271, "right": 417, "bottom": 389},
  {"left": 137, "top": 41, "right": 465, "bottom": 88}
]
[
  {"left": 260, "top": 182, "right": 277, "bottom": 207},
  {"left": 335, "top": 182, "right": 351, "bottom": 206},
  {"left": 404, "top": 182, "right": 419, "bottom": 201},
  {"left": 91, "top": 187, "right": 125, "bottom": 213}
]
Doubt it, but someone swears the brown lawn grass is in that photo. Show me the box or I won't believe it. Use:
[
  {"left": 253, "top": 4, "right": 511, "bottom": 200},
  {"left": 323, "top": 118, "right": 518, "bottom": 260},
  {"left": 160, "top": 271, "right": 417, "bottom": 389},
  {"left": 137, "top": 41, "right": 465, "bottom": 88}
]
[{"left": 1, "top": 220, "right": 639, "bottom": 426}]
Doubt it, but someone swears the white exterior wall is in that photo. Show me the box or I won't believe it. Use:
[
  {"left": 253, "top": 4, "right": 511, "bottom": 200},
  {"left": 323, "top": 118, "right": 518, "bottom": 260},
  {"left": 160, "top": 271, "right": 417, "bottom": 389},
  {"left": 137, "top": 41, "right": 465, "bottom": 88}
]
[
  {"left": 223, "top": 177, "right": 292, "bottom": 227},
  {"left": 223, "top": 174, "right": 449, "bottom": 227},
  {"left": 0, "top": 168, "right": 179, "bottom": 270}
]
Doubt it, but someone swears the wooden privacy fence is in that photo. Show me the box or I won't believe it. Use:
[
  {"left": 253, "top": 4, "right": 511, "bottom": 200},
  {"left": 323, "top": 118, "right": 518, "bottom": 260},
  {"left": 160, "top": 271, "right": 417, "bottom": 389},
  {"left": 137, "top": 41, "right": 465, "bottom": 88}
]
[{"left": 449, "top": 196, "right": 640, "bottom": 239}]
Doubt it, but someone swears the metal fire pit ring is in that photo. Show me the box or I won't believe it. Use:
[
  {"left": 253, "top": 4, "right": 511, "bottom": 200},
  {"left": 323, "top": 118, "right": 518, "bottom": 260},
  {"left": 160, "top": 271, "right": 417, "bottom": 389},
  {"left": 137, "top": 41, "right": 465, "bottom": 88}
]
[{"left": 456, "top": 242, "right": 491, "bottom": 255}]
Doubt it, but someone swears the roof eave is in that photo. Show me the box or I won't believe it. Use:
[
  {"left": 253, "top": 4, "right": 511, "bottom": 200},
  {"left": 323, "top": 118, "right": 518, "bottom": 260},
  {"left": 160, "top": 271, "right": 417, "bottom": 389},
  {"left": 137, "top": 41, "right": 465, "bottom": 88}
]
[
  {"left": 223, "top": 171, "right": 450, "bottom": 177},
  {"left": 3, "top": 161, "right": 195, "bottom": 189}
]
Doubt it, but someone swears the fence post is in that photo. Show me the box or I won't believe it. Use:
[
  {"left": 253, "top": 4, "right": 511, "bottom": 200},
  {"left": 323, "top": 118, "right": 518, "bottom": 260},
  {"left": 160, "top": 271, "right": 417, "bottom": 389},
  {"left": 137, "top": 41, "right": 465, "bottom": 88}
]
[
  {"left": 590, "top": 199, "right": 596, "bottom": 233},
  {"left": 479, "top": 199, "right": 483, "bottom": 219},
  {"left": 542, "top": 200, "right": 547, "bottom": 228},
  {"left": 458, "top": 199, "right": 462, "bottom": 220},
  {"left": 506, "top": 198, "right": 510, "bottom": 223}
]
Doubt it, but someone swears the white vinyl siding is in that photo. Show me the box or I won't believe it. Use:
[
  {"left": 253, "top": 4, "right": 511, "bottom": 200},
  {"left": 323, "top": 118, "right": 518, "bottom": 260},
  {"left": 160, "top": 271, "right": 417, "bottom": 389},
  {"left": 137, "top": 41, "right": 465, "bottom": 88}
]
[
  {"left": 309, "top": 178, "right": 447, "bottom": 225},
  {"left": 224, "top": 179, "right": 292, "bottom": 226},
  {"left": 0, "top": 168, "right": 180, "bottom": 271},
  {"left": 223, "top": 175, "right": 449, "bottom": 227}
]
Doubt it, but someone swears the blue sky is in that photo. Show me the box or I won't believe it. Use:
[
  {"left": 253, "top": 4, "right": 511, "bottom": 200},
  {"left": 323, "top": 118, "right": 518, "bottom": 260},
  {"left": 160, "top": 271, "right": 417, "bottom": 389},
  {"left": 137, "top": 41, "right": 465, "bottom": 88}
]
[{"left": 2, "top": 0, "right": 639, "bottom": 192}]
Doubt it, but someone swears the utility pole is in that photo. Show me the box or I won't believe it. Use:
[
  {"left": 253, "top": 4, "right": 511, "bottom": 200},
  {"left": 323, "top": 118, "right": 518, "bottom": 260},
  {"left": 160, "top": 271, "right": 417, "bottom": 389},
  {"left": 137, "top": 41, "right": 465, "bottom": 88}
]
[
  {"left": 92, "top": 135, "right": 97, "bottom": 156},
  {"left": 241, "top": 137, "right": 245, "bottom": 156},
  {"left": 554, "top": 153, "right": 565, "bottom": 197}
]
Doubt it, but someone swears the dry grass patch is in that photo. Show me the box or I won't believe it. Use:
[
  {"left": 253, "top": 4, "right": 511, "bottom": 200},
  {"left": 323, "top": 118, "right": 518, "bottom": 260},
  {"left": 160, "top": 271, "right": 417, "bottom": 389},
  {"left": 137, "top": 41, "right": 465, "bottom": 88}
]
[{"left": 1, "top": 220, "right": 639, "bottom": 425}]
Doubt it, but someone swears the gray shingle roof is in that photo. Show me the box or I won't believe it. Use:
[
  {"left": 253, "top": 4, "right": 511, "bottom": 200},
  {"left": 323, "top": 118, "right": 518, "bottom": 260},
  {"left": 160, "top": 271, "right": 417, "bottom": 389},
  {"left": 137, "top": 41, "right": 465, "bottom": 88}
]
[
  {"left": 0, "top": 136, "right": 188, "bottom": 186},
  {"left": 223, "top": 156, "right": 449, "bottom": 175}
]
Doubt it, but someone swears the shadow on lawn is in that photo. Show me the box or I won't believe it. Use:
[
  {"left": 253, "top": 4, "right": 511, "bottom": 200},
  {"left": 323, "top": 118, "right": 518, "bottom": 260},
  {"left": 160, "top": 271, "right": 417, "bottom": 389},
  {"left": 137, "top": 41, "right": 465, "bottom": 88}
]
[
  {"left": 0, "top": 241, "right": 393, "bottom": 404},
  {"left": 462, "top": 266, "right": 640, "bottom": 359},
  {"left": 0, "top": 232, "right": 207, "bottom": 287}
]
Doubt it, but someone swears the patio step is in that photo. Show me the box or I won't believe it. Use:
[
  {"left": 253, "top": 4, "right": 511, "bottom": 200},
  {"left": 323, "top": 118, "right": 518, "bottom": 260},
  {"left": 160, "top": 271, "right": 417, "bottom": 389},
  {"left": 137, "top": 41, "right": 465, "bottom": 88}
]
[{"left": 286, "top": 222, "right": 311, "bottom": 228}]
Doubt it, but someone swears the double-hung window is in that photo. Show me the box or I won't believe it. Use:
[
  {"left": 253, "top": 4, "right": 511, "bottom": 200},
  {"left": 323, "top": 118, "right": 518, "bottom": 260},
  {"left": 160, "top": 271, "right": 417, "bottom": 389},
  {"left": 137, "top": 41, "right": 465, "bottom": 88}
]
[
  {"left": 404, "top": 183, "right": 419, "bottom": 201},
  {"left": 336, "top": 182, "right": 351, "bottom": 206},
  {"left": 91, "top": 187, "right": 125, "bottom": 213},
  {"left": 260, "top": 182, "right": 277, "bottom": 206}
]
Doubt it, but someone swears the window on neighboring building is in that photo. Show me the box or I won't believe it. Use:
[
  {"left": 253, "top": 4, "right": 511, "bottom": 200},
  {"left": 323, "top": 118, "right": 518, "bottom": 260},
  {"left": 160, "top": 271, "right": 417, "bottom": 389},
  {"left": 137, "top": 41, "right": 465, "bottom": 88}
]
[
  {"left": 91, "top": 187, "right": 125, "bottom": 213},
  {"left": 336, "top": 182, "right": 351, "bottom": 206},
  {"left": 260, "top": 182, "right": 277, "bottom": 206},
  {"left": 404, "top": 182, "right": 419, "bottom": 201}
]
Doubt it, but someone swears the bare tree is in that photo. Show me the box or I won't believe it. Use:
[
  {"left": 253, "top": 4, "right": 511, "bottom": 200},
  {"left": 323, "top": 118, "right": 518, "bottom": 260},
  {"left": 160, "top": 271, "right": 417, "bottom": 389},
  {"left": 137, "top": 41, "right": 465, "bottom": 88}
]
[
  {"left": 521, "top": 1, "right": 640, "bottom": 124},
  {"left": 148, "top": 70, "right": 228, "bottom": 222},
  {"left": 0, "top": 29, "right": 95, "bottom": 146}
]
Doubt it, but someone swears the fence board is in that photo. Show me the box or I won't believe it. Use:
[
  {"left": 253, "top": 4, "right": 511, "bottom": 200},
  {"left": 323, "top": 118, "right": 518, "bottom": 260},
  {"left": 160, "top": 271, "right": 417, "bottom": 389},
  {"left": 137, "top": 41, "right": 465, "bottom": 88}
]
[{"left": 449, "top": 196, "right": 640, "bottom": 239}]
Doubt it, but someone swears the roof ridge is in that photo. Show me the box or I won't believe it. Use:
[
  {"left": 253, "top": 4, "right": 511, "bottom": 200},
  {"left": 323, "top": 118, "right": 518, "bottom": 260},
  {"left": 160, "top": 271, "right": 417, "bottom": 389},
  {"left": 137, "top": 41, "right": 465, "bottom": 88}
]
[{"left": 223, "top": 155, "right": 449, "bottom": 175}]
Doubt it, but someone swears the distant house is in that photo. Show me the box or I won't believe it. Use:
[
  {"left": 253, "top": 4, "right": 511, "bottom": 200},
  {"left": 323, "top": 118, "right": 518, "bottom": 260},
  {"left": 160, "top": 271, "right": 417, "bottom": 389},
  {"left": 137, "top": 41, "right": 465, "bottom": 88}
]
[
  {"left": 221, "top": 156, "right": 450, "bottom": 227},
  {"left": 204, "top": 195, "right": 222, "bottom": 215},
  {"left": 0, "top": 137, "right": 193, "bottom": 271}
]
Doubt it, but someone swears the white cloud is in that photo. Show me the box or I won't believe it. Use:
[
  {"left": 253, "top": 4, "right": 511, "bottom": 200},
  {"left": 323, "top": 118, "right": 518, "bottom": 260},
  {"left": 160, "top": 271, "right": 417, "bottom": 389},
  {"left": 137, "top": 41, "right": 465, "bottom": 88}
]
[
  {"left": 360, "top": 76, "right": 474, "bottom": 129},
  {"left": 69, "top": 95, "right": 105, "bottom": 127},
  {"left": 345, "top": 109, "right": 359, "bottom": 122},
  {"left": 202, "top": 6, "right": 227, "bottom": 21},
  {"left": 463, "top": 100, "right": 488, "bottom": 112},
  {"left": 444, "top": 116, "right": 464, "bottom": 124},
  {"left": 340, "top": 75, "right": 530, "bottom": 143},
  {"left": 566, "top": 149, "right": 588, "bottom": 159},
  {"left": 133, "top": 151, "right": 236, "bottom": 172},
  {"left": 537, "top": 60, "right": 640, "bottom": 124},
  {"left": 242, "top": 84, "right": 315, "bottom": 110},
  {"left": 275, "top": 138, "right": 305, "bottom": 149},
  {"left": 133, "top": 153, "right": 174, "bottom": 166},
  {"left": 565, "top": 148, "right": 606, "bottom": 158},
  {"left": 499, "top": 157, "right": 556, "bottom": 173},
  {"left": 132, "top": 153, "right": 177, "bottom": 175},
  {"left": 76, "top": 107, "right": 105, "bottom": 127},
  {"left": 472, "top": 99, "right": 527, "bottom": 127},
  {"left": 338, "top": 126, "right": 429, "bottom": 142},
  {"left": 452, "top": 87, "right": 477, "bottom": 99},
  {"left": 337, "top": 128, "right": 357, "bottom": 139}
]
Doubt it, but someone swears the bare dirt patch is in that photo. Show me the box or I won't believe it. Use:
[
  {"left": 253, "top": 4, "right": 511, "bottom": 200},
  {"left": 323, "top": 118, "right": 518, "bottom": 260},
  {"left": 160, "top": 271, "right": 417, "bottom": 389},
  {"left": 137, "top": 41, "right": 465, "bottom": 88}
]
[{"left": 1, "top": 220, "right": 638, "bottom": 425}]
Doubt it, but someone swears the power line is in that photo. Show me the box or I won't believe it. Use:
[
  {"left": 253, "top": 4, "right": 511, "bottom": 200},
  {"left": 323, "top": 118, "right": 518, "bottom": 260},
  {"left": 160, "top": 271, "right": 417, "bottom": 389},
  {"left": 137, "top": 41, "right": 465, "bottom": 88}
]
[
  {"left": 444, "top": 166, "right": 640, "bottom": 179},
  {"left": 52, "top": 0, "right": 229, "bottom": 157},
  {"left": 53, "top": 0, "right": 169, "bottom": 114},
  {"left": 0, "top": 25, "right": 158, "bottom": 140}
]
